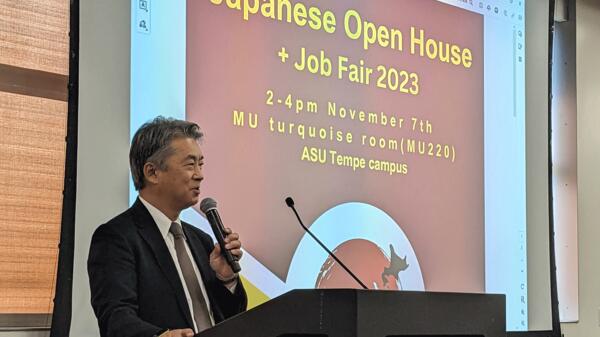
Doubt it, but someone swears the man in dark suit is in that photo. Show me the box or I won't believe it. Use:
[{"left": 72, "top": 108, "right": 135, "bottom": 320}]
[{"left": 88, "top": 117, "right": 247, "bottom": 337}]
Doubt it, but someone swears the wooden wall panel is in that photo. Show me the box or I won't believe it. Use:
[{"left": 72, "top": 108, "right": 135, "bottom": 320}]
[
  {"left": 0, "top": 0, "right": 69, "bottom": 74},
  {"left": 0, "top": 91, "right": 67, "bottom": 314}
]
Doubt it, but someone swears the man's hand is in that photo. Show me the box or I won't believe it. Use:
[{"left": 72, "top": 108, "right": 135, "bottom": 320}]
[
  {"left": 167, "top": 328, "right": 194, "bottom": 337},
  {"left": 209, "top": 228, "right": 243, "bottom": 281}
]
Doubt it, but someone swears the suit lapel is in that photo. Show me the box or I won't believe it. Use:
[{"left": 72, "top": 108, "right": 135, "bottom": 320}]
[
  {"left": 182, "top": 224, "right": 213, "bottom": 287},
  {"left": 132, "top": 199, "right": 194, "bottom": 328}
]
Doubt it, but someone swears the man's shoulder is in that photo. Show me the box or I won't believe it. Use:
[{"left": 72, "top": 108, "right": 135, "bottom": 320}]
[{"left": 92, "top": 205, "right": 139, "bottom": 239}]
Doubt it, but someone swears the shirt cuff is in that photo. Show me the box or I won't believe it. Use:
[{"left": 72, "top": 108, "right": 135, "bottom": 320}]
[{"left": 225, "top": 278, "right": 238, "bottom": 293}]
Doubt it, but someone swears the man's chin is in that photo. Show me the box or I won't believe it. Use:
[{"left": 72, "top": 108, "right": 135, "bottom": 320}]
[
  {"left": 190, "top": 195, "right": 201, "bottom": 207},
  {"left": 189, "top": 198, "right": 200, "bottom": 207},
  {"left": 179, "top": 198, "right": 200, "bottom": 211}
]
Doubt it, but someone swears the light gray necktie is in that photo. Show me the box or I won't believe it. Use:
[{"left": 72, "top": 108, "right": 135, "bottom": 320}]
[{"left": 169, "top": 222, "right": 212, "bottom": 332}]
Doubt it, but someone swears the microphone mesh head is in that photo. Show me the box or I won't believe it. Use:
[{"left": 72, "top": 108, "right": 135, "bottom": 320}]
[{"left": 200, "top": 197, "right": 217, "bottom": 214}]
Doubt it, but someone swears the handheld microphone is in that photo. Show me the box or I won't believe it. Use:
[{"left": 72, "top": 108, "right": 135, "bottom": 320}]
[
  {"left": 200, "top": 198, "right": 241, "bottom": 273},
  {"left": 285, "top": 197, "right": 368, "bottom": 289}
]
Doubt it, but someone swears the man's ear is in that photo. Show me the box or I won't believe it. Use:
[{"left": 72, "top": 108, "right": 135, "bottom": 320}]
[{"left": 143, "top": 162, "right": 160, "bottom": 186}]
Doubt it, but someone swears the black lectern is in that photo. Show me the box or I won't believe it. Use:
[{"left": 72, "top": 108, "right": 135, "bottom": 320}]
[{"left": 199, "top": 289, "right": 505, "bottom": 337}]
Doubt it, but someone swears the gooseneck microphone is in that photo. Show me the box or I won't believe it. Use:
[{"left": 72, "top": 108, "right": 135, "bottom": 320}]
[
  {"left": 200, "top": 198, "right": 241, "bottom": 273},
  {"left": 285, "top": 197, "right": 368, "bottom": 289}
]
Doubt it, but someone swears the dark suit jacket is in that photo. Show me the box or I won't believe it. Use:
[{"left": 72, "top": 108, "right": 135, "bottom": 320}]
[{"left": 88, "top": 198, "right": 247, "bottom": 337}]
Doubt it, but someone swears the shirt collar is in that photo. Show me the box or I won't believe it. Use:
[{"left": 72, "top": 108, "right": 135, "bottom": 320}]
[{"left": 139, "top": 196, "right": 181, "bottom": 240}]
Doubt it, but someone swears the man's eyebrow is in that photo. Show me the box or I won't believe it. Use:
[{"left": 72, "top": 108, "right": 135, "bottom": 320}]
[{"left": 183, "top": 154, "right": 203, "bottom": 161}]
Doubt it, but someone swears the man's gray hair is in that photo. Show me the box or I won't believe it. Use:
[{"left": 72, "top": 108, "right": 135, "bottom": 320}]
[{"left": 130, "top": 116, "right": 204, "bottom": 190}]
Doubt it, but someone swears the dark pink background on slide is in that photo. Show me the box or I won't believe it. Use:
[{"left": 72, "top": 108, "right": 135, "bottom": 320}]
[{"left": 187, "top": 0, "right": 484, "bottom": 292}]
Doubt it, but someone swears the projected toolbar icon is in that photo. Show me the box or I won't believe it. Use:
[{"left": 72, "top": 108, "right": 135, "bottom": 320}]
[
  {"left": 139, "top": 0, "right": 148, "bottom": 11},
  {"left": 136, "top": 0, "right": 151, "bottom": 34}
]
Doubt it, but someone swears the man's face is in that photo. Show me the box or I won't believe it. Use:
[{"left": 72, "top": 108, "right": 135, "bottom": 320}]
[{"left": 154, "top": 137, "right": 204, "bottom": 211}]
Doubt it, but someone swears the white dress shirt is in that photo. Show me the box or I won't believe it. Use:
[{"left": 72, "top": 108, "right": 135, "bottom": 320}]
[{"left": 139, "top": 197, "right": 216, "bottom": 332}]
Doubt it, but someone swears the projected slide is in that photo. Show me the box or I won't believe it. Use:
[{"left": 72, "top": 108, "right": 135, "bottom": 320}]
[
  {"left": 187, "top": 0, "right": 483, "bottom": 292},
  {"left": 131, "top": 0, "right": 527, "bottom": 331}
]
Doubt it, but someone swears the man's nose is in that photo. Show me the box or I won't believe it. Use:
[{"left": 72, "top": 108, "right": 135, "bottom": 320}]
[{"left": 193, "top": 167, "right": 203, "bottom": 181}]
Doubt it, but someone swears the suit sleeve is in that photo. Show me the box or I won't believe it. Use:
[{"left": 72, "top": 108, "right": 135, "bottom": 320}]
[
  {"left": 208, "top": 275, "right": 247, "bottom": 319},
  {"left": 197, "top": 232, "right": 248, "bottom": 320},
  {"left": 88, "top": 224, "right": 163, "bottom": 337}
]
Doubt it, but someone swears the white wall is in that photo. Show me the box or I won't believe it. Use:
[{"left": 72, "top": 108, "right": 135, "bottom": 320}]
[
  {"left": 69, "top": 0, "right": 131, "bottom": 336},
  {"left": 560, "top": 0, "right": 600, "bottom": 336}
]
